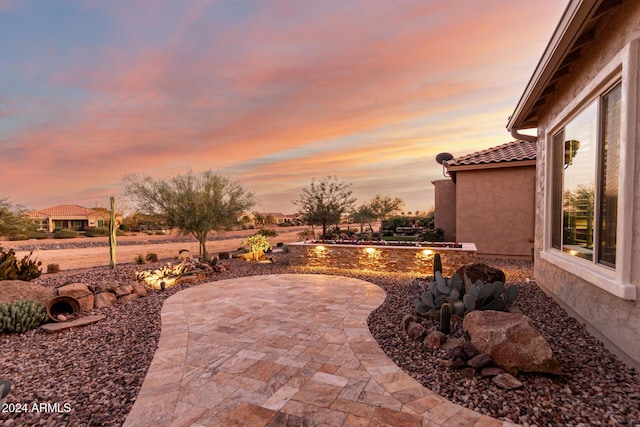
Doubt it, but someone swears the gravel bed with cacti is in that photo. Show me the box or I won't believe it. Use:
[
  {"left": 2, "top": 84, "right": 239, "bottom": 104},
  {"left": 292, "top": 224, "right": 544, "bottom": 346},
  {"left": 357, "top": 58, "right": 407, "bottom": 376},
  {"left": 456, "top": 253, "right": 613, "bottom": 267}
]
[{"left": 0, "top": 255, "right": 638, "bottom": 426}]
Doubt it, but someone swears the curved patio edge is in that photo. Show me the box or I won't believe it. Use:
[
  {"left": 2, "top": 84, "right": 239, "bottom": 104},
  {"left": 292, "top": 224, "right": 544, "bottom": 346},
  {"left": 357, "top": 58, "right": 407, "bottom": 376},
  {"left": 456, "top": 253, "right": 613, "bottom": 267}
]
[{"left": 124, "top": 274, "right": 516, "bottom": 427}]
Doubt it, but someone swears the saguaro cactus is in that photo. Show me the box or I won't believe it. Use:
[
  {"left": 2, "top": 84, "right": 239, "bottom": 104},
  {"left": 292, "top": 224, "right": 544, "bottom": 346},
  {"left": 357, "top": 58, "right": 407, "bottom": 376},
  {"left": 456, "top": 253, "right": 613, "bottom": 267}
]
[{"left": 109, "top": 196, "right": 117, "bottom": 270}]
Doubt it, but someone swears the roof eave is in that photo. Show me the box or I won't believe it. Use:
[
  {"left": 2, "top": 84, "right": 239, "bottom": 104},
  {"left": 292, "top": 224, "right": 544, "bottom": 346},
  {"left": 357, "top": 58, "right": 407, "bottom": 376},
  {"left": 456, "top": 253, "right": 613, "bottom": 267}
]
[
  {"left": 446, "top": 159, "right": 537, "bottom": 173},
  {"left": 507, "top": 0, "right": 602, "bottom": 131}
]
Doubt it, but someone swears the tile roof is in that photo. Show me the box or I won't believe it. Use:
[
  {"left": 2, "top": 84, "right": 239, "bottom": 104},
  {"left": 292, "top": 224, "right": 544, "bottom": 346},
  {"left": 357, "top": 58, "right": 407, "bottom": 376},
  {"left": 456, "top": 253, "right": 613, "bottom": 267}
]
[
  {"left": 445, "top": 140, "right": 536, "bottom": 168},
  {"left": 28, "top": 205, "right": 98, "bottom": 218}
]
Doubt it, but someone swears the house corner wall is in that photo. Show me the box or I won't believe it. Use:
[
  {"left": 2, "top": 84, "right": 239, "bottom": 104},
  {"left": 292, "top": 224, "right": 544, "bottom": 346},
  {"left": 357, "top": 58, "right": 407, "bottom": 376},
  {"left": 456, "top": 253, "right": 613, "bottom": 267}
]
[
  {"left": 455, "top": 166, "right": 535, "bottom": 257},
  {"left": 433, "top": 179, "right": 456, "bottom": 241},
  {"left": 533, "top": 1, "right": 640, "bottom": 368}
]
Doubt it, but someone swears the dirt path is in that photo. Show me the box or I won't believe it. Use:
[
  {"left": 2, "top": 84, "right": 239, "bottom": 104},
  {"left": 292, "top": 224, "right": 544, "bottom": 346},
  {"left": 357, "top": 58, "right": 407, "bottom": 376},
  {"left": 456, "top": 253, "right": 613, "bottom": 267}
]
[{"left": 3, "top": 227, "right": 306, "bottom": 271}]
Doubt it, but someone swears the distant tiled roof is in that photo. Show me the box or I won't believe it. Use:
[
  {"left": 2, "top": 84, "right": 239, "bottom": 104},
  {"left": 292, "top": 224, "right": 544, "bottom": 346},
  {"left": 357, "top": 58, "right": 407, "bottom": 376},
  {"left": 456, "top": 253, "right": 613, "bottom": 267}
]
[
  {"left": 28, "top": 205, "right": 98, "bottom": 218},
  {"left": 446, "top": 140, "right": 536, "bottom": 167}
]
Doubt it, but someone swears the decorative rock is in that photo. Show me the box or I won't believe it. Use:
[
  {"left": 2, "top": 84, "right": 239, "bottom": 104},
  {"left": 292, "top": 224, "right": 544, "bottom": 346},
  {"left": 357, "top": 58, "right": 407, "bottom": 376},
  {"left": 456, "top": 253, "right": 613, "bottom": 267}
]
[
  {"left": 88, "top": 283, "right": 119, "bottom": 293},
  {"left": 424, "top": 330, "right": 446, "bottom": 349},
  {"left": 467, "top": 353, "right": 493, "bottom": 369},
  {"left": 451, "top": 358, "right": 467, "bottom": 370},
  {"left": 178, "top": 275, "right": 199, "bottom": 284},
  {"left": 460, "top": 367, "right": 476, "bottom": 379},
  {"left": 463, "top": 310, "right": 562, "bottom": 375},
  {"left": 480, "top": 367, "right": 505, "bottom": 378},
  {"left": 94, "top": 292, "right": 117, "bottom": 309},
  {"left": 456, "top": 263, "right": 506, "bottom": 284},
  {"left": 76, "top": 294, "right": 95, "bottom": 312},
  {"left": 406, "top": 321, "right": 425, "bottom": 341},
  {"left": 41, "top": 315, "right": 106, "bottom": 333},
  {"left": 56, "top": 283, "right": 91, "bottom": 299},
  {"left": 461, "top": 341, "right": 479, "bottom": 360},
  {"left": 448, "top": 345, "right": 467, "bottom": 361},
  {"left": 130, "top": 281, "right": 148, "bottom": 297},
  {"left": 492, "top": 373, "right": 523, "bottom": 390},
  {"left": 115, "top": 285, "right": 134, "bottom": 297},
  {"left": 117, "top": 294, "right": 139, "bottom": 304}
]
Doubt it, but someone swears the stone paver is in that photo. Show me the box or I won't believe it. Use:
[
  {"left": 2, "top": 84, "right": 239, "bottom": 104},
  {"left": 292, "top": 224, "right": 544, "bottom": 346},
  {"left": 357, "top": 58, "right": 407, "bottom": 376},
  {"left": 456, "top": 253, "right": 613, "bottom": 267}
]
[{"left": 124, "top": 274, "right": 516, "bottom": 427}]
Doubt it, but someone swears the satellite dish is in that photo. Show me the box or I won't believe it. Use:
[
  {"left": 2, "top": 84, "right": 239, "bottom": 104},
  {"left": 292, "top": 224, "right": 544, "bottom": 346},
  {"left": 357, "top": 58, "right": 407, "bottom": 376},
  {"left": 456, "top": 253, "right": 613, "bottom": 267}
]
[{"left": 435, "top": 152, "right": 454, "bottom": 165}]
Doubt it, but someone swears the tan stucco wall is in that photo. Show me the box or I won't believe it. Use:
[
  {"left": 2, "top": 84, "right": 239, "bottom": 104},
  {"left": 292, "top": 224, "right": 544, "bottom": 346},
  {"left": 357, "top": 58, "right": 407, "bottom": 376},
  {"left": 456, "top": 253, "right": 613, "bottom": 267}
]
[
  {"left": 433, "top": 179, "right": 456, "bottom": 241},
  {"left": 533, "top": 2, "right": 640, "bottom": 367},
  {"left": 454, "top": 166, "right": 535, "bottom": 258}
]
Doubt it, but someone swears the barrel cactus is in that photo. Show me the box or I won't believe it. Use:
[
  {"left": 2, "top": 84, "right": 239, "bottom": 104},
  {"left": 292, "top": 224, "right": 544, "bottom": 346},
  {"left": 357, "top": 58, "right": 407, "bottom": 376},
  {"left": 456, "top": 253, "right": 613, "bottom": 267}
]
[
  {"left": 0, "top": 300, "right": 47, "bottom": 334},
  {"left": 439, "top": 303, "right": 452, "bottom": 334}
]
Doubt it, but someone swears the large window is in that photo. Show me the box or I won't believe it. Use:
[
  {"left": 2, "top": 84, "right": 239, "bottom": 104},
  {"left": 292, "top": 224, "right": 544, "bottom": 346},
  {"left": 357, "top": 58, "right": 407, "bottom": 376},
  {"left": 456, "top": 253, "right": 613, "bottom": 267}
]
[{"left": 551, "top": 82, "right": 621, "bottom": 268}]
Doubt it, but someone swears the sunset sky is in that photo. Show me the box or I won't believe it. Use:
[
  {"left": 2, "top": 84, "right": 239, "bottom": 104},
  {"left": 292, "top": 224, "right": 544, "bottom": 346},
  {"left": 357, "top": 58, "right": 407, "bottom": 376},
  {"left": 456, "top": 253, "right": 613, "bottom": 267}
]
[{"left": 1, "top": 0, "right": 567, "bottom": 214}]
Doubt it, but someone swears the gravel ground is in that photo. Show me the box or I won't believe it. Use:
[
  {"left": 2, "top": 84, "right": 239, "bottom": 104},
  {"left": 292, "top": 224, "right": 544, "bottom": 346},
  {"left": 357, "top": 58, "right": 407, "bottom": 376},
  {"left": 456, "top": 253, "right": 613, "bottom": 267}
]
[{"left": 0, "top": 255, "right": 638, "bottom": 426}]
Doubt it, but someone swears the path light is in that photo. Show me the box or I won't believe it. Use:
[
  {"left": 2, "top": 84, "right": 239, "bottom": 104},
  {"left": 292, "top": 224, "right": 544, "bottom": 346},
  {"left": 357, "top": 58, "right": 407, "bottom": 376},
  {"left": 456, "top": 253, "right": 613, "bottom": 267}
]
[
  {"left": 364, "top": 247, "right": 377, "bottom": 254},
  {"left": 422, "top": 249, "right": 434, "bottom": 255},
  {"left": 314, "top": 245, "right": 326, "bottom": 252}
]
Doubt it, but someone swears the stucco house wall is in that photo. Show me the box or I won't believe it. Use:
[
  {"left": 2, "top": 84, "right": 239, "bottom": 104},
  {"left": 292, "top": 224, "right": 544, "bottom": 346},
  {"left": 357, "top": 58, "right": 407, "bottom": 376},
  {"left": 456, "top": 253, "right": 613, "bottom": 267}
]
[
  {"left": 509, "top": 1, "right": 640, "bottom": 367},
  {"left": 455, "top": 166, "right": 535, "bottom": 258},
  {"left": 432, "top": 179, "right": 456, "bottom": 241}
]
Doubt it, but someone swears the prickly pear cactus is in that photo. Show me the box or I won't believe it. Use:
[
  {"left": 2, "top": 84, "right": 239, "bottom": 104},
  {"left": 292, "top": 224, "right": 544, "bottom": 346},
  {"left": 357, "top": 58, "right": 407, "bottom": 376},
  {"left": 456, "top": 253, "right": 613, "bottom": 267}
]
[
  {"left": 0, "top": 300, "right": 47, "bottom": 334},
  {"left": 0, "top": 247, "right": 42, "bottom": 281}
]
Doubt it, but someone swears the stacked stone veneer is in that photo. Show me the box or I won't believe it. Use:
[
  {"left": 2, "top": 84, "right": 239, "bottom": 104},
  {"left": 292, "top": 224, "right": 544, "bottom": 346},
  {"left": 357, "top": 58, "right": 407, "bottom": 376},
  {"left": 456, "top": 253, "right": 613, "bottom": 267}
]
[
  {"left": 55, "top": 281, "right": 148, "bottom": 312},
  {"left": 288, "top": 242, "right": 477, "bottom": 275}
]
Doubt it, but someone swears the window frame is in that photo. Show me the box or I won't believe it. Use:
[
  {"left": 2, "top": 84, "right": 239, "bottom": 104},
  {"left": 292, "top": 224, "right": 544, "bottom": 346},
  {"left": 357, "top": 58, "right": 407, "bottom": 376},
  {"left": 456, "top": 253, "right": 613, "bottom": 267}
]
[{"left": 541, "top": 39, "right": 638, "bottom": 301}]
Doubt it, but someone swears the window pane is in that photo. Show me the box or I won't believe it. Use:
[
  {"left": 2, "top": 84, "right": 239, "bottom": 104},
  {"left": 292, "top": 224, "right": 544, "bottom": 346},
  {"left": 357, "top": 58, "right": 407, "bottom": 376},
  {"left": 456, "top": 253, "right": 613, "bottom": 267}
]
[
  {"left": 562, "top": 102, "right": 597, "bottom": 261},
  {"left": 598, "top": 83, "right": 621, "bottom": 267},
  {"left": 551, "top": 131, "right": 565, "bottom": 249}
]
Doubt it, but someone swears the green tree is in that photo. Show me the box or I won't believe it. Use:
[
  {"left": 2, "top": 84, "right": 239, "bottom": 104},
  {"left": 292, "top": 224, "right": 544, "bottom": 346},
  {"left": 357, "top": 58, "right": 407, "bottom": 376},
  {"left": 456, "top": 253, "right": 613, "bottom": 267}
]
[
  {"left": 123, "top": 170, "right": 255, "bottom": 258},
  {"left": 368, "top": 194, "right": 404, "bottom": 232},
  {"left": 0, "top": 198, "right": 37, "bottom": 239},
  {"left": 351, "top": 203, "right": 375, "bottom": 234},
  {"left": 294, "top": 176, "right": 356, "bottom": 239}
]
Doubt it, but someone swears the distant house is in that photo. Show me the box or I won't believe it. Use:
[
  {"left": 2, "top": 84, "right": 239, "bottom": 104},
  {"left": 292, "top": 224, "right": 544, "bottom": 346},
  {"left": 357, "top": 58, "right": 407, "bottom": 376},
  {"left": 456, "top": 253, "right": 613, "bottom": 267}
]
[
  {"left": 28, "top": 205, "right": 111, "bottom": 232},
  {"left": 433, "top": 140, "right": 536, "bottom": 258},
  {"left": 507, "top": 0, "right": 639, "bottom": 367}
]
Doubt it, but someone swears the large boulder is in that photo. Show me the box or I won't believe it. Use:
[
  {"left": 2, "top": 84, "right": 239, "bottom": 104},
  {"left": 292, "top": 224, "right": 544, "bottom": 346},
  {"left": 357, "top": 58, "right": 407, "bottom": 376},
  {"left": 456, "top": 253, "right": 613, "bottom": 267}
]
[
  {"left": 456, "top": 263, "right": 505, "bottom": 284},
  {"left": 56, "top": 283, "right": 91, "bottom": 299},
  {"left": 463, "top": 310, "right": 562, "bottom": 375},
  {"left": 0, "top": 280, "right": 56, "bottom": 306}
]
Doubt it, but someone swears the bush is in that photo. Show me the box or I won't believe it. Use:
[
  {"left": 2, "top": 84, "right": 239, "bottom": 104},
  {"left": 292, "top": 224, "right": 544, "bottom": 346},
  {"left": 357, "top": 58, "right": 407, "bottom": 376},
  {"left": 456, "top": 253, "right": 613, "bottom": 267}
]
[
  {"left": 218, "top": 252, "right": 230, "bottom": 260},
  {"left": 297, "top": 229, "right": 315, "bottom": 241},
  {"left": 54, "top": 228, "right": 78, "bottom": 239},
  {"left": 27, "top": 230, "right": 48, "bottom": 240},
  {"left": 241, "top": 224, "right": 248, "bottom": 230},
  {"left": 276, "top": 242, "right": 284, "bottom": 247},
  {"left": 257, "top": 228, "right": 277, "bottom": 237},
  {"left": 116, "top": 229, "right": 126, "bottom": 236},
  {"left": 134, "top": 254, "right": 145, "bottom": 265},
  {"left": 420, "top": 228, "right": 445, "bottom": 242},
  {"left": 46, "top": 263, "right": 60, "bottom": 274},
  {"left": 242, "top": 234, "right": 271, "bottom": 253},
  {"left": 85, "top": 227, "right": 109, "bottom": 237},
  {"left": 145, "top": 253, "right": 158, "bottom": 263},
  {"left": 7, "top": 234, "right": 28, "bottom": 241},
  {"left": 0, "top": 247, "right": 42, "bottom": 281}
]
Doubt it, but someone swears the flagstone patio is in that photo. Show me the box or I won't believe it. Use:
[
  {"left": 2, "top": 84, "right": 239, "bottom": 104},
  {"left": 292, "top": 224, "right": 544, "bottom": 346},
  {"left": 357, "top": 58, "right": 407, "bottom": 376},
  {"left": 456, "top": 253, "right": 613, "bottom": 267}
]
[{"left": 123, "top": 274, "right": 515, "bottom": 426}]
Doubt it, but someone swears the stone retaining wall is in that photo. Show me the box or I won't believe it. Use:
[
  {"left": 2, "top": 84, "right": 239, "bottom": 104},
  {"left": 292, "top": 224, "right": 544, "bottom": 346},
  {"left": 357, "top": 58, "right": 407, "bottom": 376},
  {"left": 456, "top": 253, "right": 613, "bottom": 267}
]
[
  {"left": 55, "top": 281, "right": 148, "bottom": 312},
  {"left": 288, "top": 242, "right": 477, "bottom": 275}
]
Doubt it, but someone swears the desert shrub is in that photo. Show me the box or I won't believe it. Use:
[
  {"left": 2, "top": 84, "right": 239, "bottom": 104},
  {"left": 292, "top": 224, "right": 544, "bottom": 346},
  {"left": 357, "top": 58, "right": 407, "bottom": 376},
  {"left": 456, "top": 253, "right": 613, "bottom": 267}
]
[
  {"left": 257, "top": 228, "right": 277, "bottom": 237},
  {"left": 145, "top": 253, "right": 158, "bottom": 262},
  {"left": 134, "top": 254, "right": 145, "bottom": 265},
  {"left": 27, "top": 230, "right": 48, "bottom": 240},
  {"left": 46, "top": 263, "right": 60, "bottom": 274},
  {"left": 116, "top": 229, "right": 126, "bottom": 236},
  {"left": 7, "top": 234, "right": 28, "bottom": 241},
  {"left": 241, "top": 224, "right": 248, "bottom": 230},
  {"left": 420, "top": 227, "right": 445, "bottom": 242},
  {"left": 218, "top": 252, "right": 230, "bottom": 260},
  {"left": 54, "top": 228, "right": 78, "bottom": 239},
  {"left": 0, "top": 300, "right": 47, "bottom": 334},
  {"left": 0, "top": 247, "right": 42, "bottom": 281},
  {"left": 297, "top": 229, "right": 315, "bottom": 241},
  {"left": 276, "top": 242, "right": 284, "bottom": 247},
  {"left": 85, "top": 227, "right": 109, "bottom": 237},
  {"left": 242, "top": 234, "right": 271, "bottom": 253}
]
